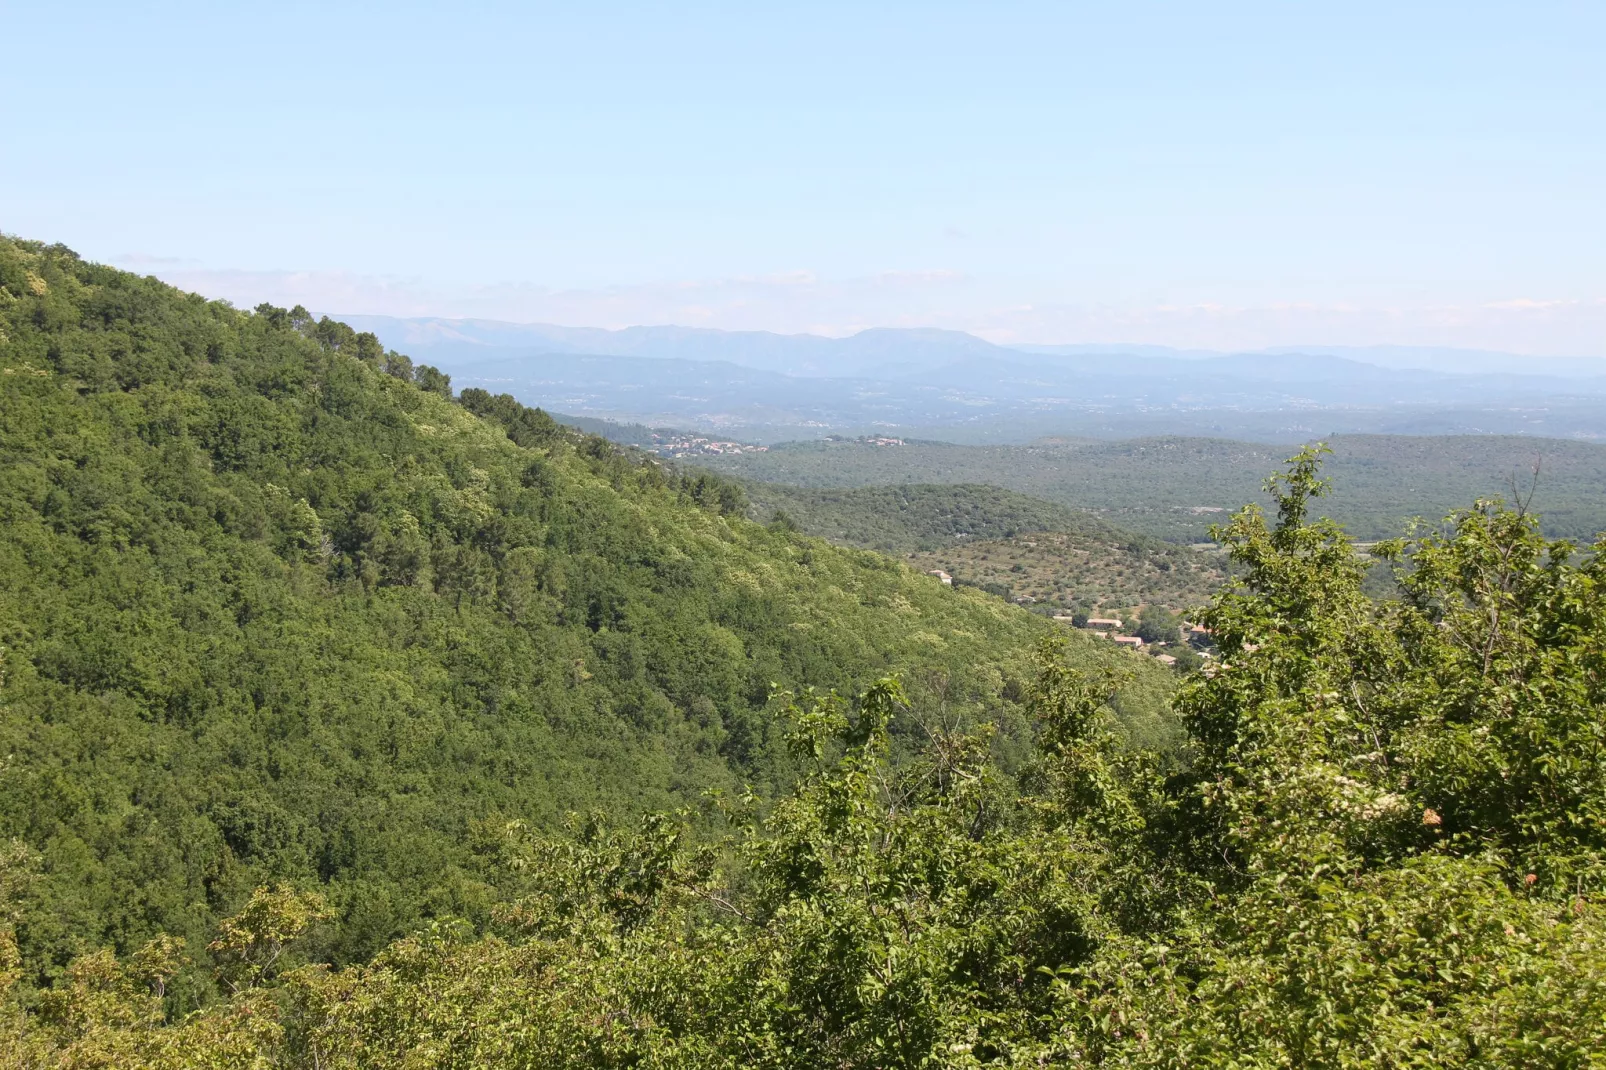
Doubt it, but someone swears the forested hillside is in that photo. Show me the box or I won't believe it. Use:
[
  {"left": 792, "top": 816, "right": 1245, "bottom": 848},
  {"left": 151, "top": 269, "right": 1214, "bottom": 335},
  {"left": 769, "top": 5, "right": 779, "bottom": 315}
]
[{"left": 0, "top": 238, "right": 1172, "bottom": 998}]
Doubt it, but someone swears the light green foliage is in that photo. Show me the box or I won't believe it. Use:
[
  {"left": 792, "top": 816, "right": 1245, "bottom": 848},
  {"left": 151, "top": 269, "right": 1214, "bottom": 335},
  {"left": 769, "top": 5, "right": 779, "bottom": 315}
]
[
  {"left": 1114, "top": 445, "right": 1606, "bottom": 1064},
  {"left": 208, "top": 886, "right": 332, "bottom": 994},
  {"left": 1181, "top": 445, "right": 1606, "bottom": 890},
  {"left": 270, "top": 671, "right": 1139, "bottom": 1068}
]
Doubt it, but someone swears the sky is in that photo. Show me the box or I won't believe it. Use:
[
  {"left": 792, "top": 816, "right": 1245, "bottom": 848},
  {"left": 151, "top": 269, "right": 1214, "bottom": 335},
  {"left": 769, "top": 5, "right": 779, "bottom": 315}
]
[{"left": 3, "top": 0, "right": 1603, "bottom": 354}]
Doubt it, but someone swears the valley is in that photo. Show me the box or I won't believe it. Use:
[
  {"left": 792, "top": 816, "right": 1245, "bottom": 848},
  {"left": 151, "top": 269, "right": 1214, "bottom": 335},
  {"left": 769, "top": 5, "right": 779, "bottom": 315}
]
[
  {"left": 348, "top": 315, "right": 1606, "bottom": 444},
  {"left": 691, "top": 433, "right": 1606, "bottom": 542}
]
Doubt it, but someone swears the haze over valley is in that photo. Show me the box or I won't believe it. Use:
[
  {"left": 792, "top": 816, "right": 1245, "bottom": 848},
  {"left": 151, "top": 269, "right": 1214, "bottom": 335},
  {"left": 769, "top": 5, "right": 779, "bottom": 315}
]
[{"left": 345, "top": 315, "right": 1606, "bottom": 443}]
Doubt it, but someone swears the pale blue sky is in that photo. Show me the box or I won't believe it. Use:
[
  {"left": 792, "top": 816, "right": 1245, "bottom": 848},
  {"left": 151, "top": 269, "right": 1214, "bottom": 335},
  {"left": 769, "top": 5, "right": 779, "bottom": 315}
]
[{"left": 4, "top": 1, "right": 1603, "bottom": 352}]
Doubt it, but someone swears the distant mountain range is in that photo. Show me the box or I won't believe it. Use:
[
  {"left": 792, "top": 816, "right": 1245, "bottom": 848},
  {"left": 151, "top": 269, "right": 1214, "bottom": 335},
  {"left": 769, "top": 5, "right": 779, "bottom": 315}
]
[
  {"left": 339, "top": 316, "right": 1606, "bottom": 443},
  {"left": 339, "top": 317, "right": 1008, "bottom": 379}
]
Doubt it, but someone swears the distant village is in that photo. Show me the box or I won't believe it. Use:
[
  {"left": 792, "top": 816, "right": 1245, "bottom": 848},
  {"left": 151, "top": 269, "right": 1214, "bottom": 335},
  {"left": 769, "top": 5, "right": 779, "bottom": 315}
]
[
  {"left": 1041, "top": 614, "right": 1215, "bottom": 666},
  {"left": 649, "top": 434, "right": 770, "bottom": 458},
  {"left": 652, "top": 432, "right": 905, "bottom": 458},
  {"left": 823, "top": 434, "right": 906, "bottom": 447}
]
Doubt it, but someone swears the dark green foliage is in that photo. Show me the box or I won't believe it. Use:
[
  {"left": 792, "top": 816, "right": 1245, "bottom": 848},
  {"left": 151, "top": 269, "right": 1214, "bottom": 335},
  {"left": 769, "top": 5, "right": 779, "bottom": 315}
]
[
  {"left": 458, "top": 387, "right": 564, "bottom": 448},
  {"left": 0, "top": 237, "right": 1167, "bottom": 996},
  {"left": 670, "top": 471, "right": 748, "bottom": 517}
]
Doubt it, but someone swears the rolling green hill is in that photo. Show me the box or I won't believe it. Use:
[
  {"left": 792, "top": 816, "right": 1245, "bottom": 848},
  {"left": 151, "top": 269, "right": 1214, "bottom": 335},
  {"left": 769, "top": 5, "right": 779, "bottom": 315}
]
[
  {"left": 694, "top": 434, "right": 1606, "bottom": 542},
  {"left": 738, "top": 482, "right": 1229, "bottom": 616},
  {"left": 0, "top": 238, "right": 1173, "bottom": 992}
]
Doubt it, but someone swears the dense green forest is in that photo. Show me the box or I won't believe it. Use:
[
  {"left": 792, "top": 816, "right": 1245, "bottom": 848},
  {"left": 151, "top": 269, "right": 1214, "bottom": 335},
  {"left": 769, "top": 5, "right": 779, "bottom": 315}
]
[
  {"left": 0, "top": 238, "right": 1174, "bottom": 1003},
  {"left": 3, "top": 238, "right": 1606, "bottom": 1066},
  {"left": 695, "top": 434, "right": 1606, "bottom": 542}
]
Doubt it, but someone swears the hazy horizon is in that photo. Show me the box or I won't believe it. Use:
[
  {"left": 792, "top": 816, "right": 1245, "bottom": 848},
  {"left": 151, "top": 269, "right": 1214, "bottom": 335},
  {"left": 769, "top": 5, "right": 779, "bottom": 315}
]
[
  {"left": 106, "top": 263, "right": 1606, "bottom": 361},
  {"left": 328, "top": 313, "right": 1606, "bottom": 366},
  {"left": 6, "top": 1, "right": 1603, "bottom": 358}
]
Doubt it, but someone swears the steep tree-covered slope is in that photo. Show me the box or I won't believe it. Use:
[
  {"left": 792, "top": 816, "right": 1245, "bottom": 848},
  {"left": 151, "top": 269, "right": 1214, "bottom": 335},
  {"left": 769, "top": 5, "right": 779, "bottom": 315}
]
[{"left": 0, "top": 238, "right": 1172, "bottom": 988}]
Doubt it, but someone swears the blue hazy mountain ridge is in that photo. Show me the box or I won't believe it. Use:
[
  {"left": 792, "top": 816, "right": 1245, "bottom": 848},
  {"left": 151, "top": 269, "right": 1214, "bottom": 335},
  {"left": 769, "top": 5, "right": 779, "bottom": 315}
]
[
  {"left": 342, "top": 316, "right": 1606, "bottom": 441},
  {"left": 346, "top": 316, "right": 1606, "bottom": 380},
  {"left": 340, "top": 315, "right": 1000, "bottom": 379},
  {"left": 344, "top": 316, "right": 1606, "bottom": 391}
]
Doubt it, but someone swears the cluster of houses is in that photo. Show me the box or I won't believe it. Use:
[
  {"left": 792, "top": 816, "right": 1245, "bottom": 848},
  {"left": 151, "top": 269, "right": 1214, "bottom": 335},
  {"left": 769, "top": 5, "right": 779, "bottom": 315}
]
[
  {"left": 1049, "top": 613, "right": 1213, "bottom": 667},
  {"left": 650, "top": 435, "right": 769, "bottom": 458}
]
